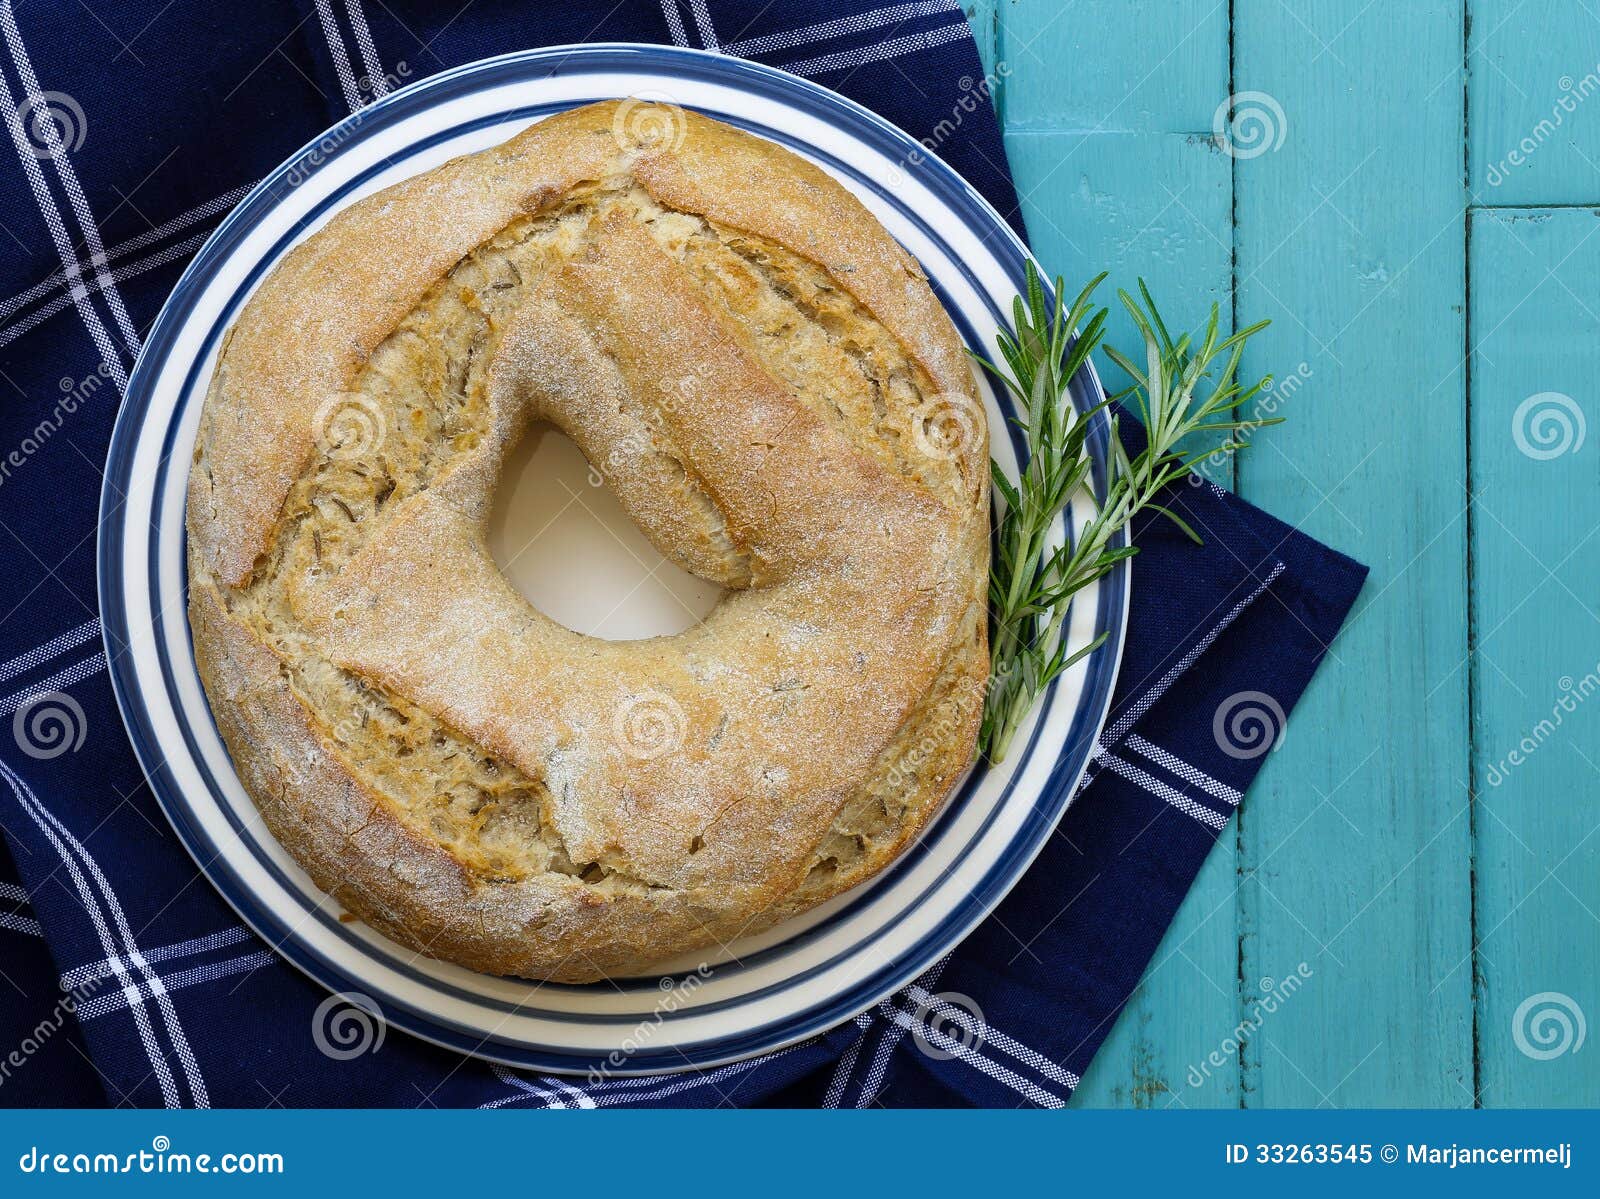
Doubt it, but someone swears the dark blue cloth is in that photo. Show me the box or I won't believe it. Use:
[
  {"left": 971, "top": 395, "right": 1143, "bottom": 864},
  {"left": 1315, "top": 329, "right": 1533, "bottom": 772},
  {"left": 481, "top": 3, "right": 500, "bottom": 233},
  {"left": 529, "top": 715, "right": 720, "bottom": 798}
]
[{"left": 0, "top": 0, "right": 1365, "bottom": 1108}]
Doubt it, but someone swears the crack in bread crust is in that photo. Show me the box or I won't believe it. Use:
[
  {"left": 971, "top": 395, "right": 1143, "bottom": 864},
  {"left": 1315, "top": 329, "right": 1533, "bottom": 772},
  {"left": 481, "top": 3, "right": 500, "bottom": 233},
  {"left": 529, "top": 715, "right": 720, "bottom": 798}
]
[{"left": 186, "top": 101, "right": 989, "bottom": 981}]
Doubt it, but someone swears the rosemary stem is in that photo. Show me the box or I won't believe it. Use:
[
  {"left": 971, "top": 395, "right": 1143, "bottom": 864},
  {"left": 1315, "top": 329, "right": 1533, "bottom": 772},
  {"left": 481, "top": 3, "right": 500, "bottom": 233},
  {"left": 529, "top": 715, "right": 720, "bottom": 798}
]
[{"left": 978, "top": 267, "right": 1273, "bottom": 765}]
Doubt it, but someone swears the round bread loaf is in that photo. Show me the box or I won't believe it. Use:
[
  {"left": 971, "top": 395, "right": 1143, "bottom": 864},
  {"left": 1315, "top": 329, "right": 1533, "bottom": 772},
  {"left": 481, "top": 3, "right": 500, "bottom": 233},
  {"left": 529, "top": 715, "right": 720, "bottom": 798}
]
[{"left": 185, "top": 99, "right": 990, "bottom": 982}]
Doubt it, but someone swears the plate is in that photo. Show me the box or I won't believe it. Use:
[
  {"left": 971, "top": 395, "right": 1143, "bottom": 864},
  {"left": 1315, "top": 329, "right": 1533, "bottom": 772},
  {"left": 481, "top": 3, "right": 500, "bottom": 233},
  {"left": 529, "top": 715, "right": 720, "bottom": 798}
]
[{"left": 98, "top": 43, "right": 1127, "bottom": 1075}]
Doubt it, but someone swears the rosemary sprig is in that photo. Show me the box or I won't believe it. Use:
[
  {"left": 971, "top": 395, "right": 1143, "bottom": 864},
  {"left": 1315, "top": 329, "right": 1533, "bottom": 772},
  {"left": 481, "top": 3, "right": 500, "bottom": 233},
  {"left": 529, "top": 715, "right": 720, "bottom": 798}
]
[{"left": 979, "top": 264, "right": 1277, "bottom": 763}]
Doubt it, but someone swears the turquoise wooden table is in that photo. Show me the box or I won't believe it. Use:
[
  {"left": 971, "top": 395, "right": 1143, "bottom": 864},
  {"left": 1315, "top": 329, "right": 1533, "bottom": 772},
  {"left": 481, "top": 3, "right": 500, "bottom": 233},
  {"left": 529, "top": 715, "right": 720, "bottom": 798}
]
[{"left": 968, "top": 1, "right": 1599, "bottom": 1108}]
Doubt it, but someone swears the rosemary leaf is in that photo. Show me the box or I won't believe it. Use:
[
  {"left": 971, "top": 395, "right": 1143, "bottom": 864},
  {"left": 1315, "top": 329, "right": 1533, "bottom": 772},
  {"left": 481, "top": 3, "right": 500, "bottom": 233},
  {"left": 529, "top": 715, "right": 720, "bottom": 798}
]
[{"left": 980, "top": 265, "right": 1278, "bottom": 763}]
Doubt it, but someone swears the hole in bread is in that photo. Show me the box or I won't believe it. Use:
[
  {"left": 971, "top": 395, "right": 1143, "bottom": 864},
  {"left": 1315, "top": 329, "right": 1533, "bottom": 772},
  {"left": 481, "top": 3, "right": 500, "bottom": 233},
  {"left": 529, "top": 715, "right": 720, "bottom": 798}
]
[{"left": 487, "top": 423, "right": 725, "bottom": 639}]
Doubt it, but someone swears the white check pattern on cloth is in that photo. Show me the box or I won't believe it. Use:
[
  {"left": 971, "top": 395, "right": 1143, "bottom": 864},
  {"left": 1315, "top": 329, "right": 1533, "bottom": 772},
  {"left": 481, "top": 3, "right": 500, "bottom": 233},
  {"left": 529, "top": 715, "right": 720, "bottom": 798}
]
[
  {"left": 313, "top": 0, "right": 389, "bottom": 113},
  {"left": 721, "top": 2, "right": 965, "bottom": 58},
  {"left": 60, "top": 925, "right": 257, "bottom": 990},
  {"left": 0, "top": 1, "right": 133, "bottom": 387},
  {"left": 72, "top": 949, "right": 279, "bottom": 1022},
  {"left": 1, "top": 878, "right": 43, "bottom": 936},
  {"left": 0, "top": 186, "right": 251, "bottom": 349},
  {"left": 660, "top": 0, "right": 972, "bottom": 77},
  {"left": 0, "top": 1, "right": 1282, "bottom": 1107},
  {"left": 0, "top": 758, "right": 210, "bottom": 1108},
  {"left": 0, "top": 618, "right": 100, "bottom": 685},
  {"left": 0, "top": 651, "right": 106, "bottom": 717}
]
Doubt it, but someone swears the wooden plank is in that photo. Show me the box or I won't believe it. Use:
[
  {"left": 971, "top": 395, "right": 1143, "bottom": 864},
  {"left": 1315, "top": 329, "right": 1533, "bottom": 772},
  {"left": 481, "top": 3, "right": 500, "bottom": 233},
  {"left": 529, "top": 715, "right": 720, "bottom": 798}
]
[
  {"left": 1002, "top": 27, "right": 1237, "bottom": 1101},
  {"left": 1468, "top": 208, "right": 1600, "bottom": 1107},
  {"left": 1468, "top": 0, "right": 1600, "bottom": 206},
  {"left": 1002, "top": 130, "right": 1234, "bottom": 411},
  {"left": 1231, "top": 1, "right": 1475, "bottom": 1105},
  {"left": 998, "top": 1, "right": 1229, "bottom": 131}
]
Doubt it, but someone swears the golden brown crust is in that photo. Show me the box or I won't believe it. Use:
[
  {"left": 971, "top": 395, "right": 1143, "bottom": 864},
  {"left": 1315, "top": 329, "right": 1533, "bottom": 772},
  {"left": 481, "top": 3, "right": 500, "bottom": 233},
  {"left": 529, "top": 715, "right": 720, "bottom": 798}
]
[{"left": 186, "top": 101, "right": 989, "bottom": 981}]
